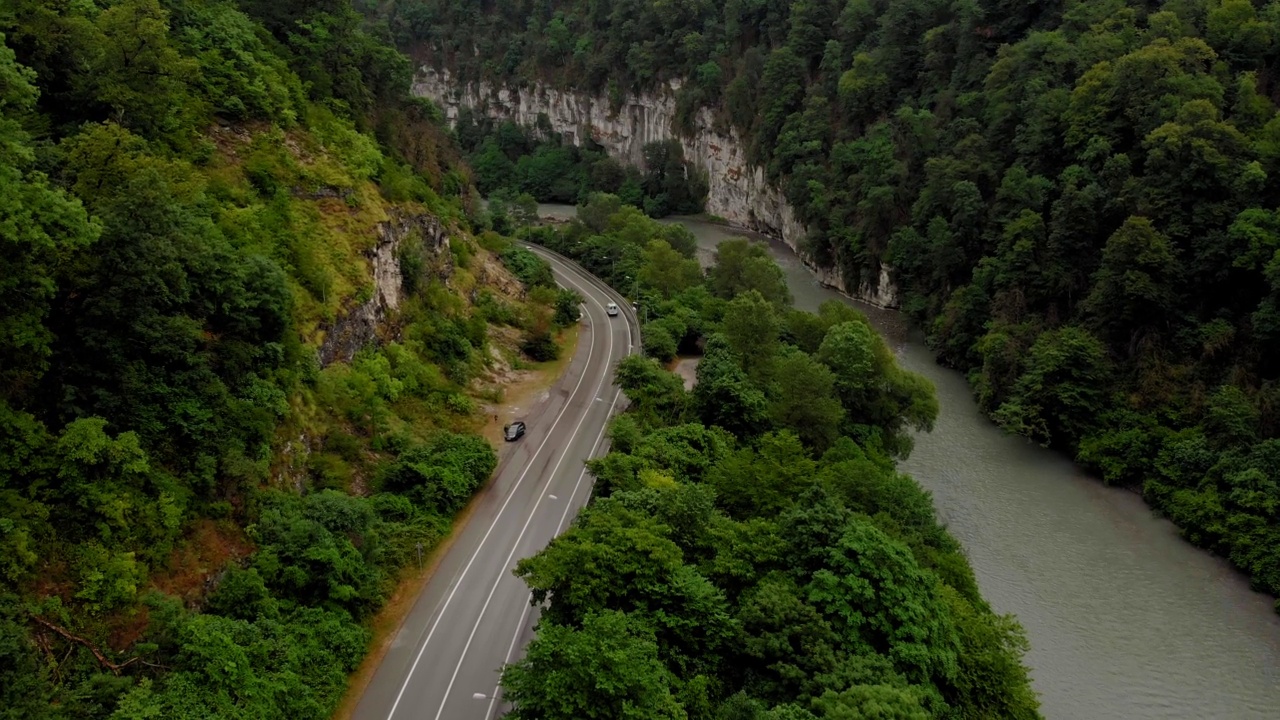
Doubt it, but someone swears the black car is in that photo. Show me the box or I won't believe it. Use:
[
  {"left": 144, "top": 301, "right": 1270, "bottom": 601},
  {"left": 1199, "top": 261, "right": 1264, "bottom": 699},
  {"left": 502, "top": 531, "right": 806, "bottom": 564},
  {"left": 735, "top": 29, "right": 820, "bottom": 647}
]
[{"left": 504, "top": 421, "right": 526, "bottom": 441}]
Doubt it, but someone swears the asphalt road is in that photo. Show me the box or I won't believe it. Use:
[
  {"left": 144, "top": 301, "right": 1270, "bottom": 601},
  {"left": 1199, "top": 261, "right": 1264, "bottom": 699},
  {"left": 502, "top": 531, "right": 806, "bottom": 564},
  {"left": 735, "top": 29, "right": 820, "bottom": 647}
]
[{"left": 353, "top": 245, "right": 639, "bottom": 720}]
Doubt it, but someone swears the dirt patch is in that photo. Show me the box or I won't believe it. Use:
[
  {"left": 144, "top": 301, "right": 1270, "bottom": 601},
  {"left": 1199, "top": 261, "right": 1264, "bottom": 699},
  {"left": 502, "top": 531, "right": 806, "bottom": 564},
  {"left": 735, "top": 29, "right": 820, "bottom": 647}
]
[
  {"left": 105, "top": 605, "right": 151, "bottom": 654},
  {"left": 151, "top": 519, "right": 254, "bottom": 609},
  {"left": 670, "top": 356, "right": 701, "bottom": 391},
  {"left": 478, "top": 324, "right": 581, "bottom": 448},
  {"left": 331, "top": 321, "right": 582, "bottom": 720}
]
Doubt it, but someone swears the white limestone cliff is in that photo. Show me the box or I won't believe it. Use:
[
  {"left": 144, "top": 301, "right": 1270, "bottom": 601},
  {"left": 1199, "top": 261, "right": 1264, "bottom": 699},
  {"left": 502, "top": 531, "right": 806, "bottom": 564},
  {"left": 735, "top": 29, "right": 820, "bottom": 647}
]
[
  {"left": 318, "top": 212, "right": 452, "bottom": 365},
  {"left": 412, "top": 67, "right": 900, "bottom": 308}
]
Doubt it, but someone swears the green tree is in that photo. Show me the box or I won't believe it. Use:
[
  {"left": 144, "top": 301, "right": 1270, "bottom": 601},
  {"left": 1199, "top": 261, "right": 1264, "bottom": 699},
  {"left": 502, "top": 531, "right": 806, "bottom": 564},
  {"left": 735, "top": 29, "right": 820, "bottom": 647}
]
[
  {"left": 615, "top": 355, "right": 690, "bottom": 428},
  {"left": 641, "top": 238, "right": 703, "bottom": 298},
  {"left": 721, "top": 291, "right": 780, "bottom": 379},
  {"left": 818, "top": 321, "right": 938, "bottom": 454},
  {"left": 707, "top": 430, "right": 817, "bottom": 519},
  {"left": 809, "top": 684, "right": 930, "bottom": 719},
  {"left": 769, "top": 348, "right": 844, "bottom": 452},
  {"left": 709, "top": 239, "right": 792, "bottom": 305},
  {"left": 471, "top": 139, "right": 516, "bottom": 194},
  {"left": 802, "top": 517, "right": 960, "bottom": 686},
  {"left": 501, "top": 611, "right": 685, "bottom": 720},
  {"left": 1081, "top": 216, "right": 1179, "bottom": 353},
  {"left": 0, "top": 38, "right": 100, "bottom": 398},
  {"left": 994, "top": 327, "right": 1111, "bottom": 448},
  {"left": 692, "top": 342, "right": 770, "bottom": 438},
  {"left": 88, "top": 0, "right": 202, "bottom": 141}
]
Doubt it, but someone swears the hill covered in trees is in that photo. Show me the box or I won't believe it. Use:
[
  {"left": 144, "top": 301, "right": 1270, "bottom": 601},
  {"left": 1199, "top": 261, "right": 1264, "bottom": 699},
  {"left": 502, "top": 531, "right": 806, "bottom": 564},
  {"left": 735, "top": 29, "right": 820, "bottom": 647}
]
[
  {"left": 387, "top": 0, "right": 1280, "bottom": 607},
  {"left": 0, "top": 1, "right": 580, "bottom": 716},
  {"left": 456, "top": 114, "right": 709, "bottom": 217},
  {"left": 503, "top": 196, "right": 1040, "bottom": 719}
]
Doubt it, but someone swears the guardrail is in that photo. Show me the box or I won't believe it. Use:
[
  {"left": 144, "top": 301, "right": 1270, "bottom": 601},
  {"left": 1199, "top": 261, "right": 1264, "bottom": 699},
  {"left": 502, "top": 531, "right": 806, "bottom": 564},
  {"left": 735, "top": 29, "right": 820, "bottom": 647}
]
[{"left": 519, "top": 242, "right": 644, "bottom": 357}]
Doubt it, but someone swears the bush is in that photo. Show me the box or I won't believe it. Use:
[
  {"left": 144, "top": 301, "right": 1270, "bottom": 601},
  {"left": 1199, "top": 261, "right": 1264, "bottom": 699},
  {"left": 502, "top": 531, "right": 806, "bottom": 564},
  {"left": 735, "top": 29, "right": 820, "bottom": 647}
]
[
  {"left": 522, "top": 330, "right": 561, "bottom": 361},
  {"left": 378, "top": 432, "right": 498, "bottom": 514},
  {"left": 643, "top": 323, "right": 678, "bottom": 363},
  {"left": 554, "top": 289, "right": 584, "bottom": 327},
  {"left": 500, "top": 246, "right": 556, "bottom": 288}
]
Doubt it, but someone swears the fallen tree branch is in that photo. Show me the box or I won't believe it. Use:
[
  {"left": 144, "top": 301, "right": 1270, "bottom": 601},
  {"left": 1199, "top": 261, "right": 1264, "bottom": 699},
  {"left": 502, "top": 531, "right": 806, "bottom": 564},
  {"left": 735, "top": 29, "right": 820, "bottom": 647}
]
[{"left": 30, "top": 615, "right": 140, "bottom": 676}]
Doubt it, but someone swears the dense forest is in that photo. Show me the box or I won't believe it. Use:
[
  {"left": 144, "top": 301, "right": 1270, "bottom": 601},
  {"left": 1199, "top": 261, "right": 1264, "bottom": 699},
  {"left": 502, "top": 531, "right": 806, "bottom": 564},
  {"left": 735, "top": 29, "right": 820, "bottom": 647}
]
[
  {"left": 456, "top": 112, "right": 710, "bottom": 217},
  {"left": 0, "top": 1, "right": 582, "bottom": 716},
  {"left": 504, "top": 196, "right": 1040, "bottom": 719},
  {"left": 387, "top": 0, "right": 1280, "bottom": 606}
]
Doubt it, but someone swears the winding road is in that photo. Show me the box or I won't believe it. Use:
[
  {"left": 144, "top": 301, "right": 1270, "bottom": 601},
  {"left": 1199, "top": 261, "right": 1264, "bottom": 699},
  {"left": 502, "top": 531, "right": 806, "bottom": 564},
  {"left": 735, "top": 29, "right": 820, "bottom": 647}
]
[{"left": 352, "top": 246, "right": 639, "bottom": 720}]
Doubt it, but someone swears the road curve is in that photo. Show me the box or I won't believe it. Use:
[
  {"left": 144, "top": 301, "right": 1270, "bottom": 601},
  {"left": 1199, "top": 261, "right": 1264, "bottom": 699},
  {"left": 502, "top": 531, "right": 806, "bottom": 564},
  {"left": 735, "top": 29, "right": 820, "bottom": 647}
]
[{"left": 353, "top": 245, "right": 639, "bottom": 720}]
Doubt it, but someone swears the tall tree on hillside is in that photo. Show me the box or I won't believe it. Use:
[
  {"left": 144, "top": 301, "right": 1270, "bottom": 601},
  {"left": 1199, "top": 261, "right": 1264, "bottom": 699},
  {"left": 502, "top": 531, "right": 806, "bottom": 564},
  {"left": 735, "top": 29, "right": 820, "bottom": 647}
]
[{"left": 1082, "top": 216, "right": 1179, "bottom": 354}]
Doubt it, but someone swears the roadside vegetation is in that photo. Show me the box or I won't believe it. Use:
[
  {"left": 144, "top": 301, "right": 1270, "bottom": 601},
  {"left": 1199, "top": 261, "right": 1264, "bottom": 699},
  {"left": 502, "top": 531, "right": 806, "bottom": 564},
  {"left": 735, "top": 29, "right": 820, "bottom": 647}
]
[
  {"left": 505, "top": 196, "right": 1041, "bottom": 719},
  {"left": 383, "top": 0, "right": 1280, "bottom": 610},
  {"left": 0, "top": 1, "right": 573, "bottom": 717}
]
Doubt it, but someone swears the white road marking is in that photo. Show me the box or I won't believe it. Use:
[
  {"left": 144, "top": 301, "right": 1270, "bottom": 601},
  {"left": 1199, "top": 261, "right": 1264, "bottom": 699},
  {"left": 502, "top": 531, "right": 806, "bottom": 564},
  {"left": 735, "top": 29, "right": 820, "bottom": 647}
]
[
  {"left": 428, "top": 255, "right": 620, "bottom": 720},
  {"left": 383, "top": 290, "right": 601, "bottom": 720},
  {"left": 381, "top": 245, "right": 638, "bottom": 720},
  {"left": 481, "top": 245, "right": 640, "bottom": 720},
  {"left": 483, "top": 386, "right": 625, "bottom": 720}
]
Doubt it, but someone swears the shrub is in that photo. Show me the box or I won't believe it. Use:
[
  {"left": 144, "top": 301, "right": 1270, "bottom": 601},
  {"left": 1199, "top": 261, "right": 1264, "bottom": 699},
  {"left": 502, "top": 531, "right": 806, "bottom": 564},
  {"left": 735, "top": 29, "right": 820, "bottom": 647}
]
[
  {"left": 554, "top": 289, "right": 584, "bottom": 327},
  {"left": 522, "top": 330, "right": 560, "bottom": 361},
  {"left": 643, "top": 323, "right": 678, "bottom": 363}
]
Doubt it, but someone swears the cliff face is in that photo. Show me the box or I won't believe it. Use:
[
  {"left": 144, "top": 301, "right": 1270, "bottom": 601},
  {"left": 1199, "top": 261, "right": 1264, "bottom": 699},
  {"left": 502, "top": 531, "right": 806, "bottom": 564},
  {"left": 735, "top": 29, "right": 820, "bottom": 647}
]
[
  {"left": 412, "top": 68, "right": 900, "bottom": 308},
  {"left": 318, "top": 211, "right": 452, "bottom": 365}
]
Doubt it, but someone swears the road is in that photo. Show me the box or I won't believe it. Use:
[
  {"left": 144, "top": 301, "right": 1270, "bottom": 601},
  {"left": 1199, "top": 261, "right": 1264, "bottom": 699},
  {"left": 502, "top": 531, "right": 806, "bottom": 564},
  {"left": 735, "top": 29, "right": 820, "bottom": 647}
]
[{"left": 353, "top": 245, "right": 639, "bottom": 720}]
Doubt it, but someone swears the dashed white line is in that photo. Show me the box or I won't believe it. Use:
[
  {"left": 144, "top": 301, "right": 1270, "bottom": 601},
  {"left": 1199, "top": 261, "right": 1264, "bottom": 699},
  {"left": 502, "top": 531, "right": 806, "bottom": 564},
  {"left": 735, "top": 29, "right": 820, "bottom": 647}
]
[
  {"left": 383, "top": 288, "right": 601, "bottom": 720},
  {"left": 484, "top": 386, "right": 625, "bottom": 719},
  {"left": 427, "top": 253, "right": 622, "bottom": 720}
]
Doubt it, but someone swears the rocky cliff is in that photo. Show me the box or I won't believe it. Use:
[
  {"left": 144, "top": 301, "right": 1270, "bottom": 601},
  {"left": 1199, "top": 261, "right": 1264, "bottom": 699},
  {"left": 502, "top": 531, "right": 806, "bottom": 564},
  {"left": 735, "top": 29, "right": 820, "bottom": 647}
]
[
  {"left": 412, "top": 68, "right": 899, "bottom": 308},
  {"left": 318, "top": 211, "right": 452, "bottom": 365}
]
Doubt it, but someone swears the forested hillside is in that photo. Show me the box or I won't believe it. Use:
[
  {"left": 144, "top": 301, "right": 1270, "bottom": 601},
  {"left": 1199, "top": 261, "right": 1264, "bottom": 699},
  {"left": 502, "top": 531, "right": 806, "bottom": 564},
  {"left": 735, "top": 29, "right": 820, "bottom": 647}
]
[
  {"left": 456, "top": 114, "right": 709, "bottom": 217},
  {"left": 389, "top": 0, "right": 1280, "bottom": 605},
  {"left": 505, "top": 196, "right": 1040, "bottom": 719},
  {"left": 0, "top": 1, "right": 573, "bottom": 716}
]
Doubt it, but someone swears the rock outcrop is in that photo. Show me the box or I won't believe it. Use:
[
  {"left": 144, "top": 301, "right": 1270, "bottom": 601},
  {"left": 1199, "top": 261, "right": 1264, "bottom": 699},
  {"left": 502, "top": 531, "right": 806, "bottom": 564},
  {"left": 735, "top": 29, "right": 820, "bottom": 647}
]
[
  {"left": 412, "top": 67, "right": 900, "bottom": 308},
  {"left": 318, "top": 211, "right": 452, "bottom": 365}
]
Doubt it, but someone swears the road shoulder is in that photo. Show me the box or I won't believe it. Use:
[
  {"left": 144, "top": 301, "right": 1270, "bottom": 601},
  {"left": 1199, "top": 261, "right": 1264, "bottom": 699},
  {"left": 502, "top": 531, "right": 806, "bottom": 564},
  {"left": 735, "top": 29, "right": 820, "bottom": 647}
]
[{"left": 330, "top": 322, "right": 583, "bottom": 720}]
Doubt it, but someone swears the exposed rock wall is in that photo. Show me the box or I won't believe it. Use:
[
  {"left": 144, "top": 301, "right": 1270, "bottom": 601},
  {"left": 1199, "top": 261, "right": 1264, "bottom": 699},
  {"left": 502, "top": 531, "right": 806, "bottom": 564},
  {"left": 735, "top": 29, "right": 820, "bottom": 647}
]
[
  {"left": 318, "top": 211, "right": 452, "bottom": 365},
  {"left": 412, "top": 67, "right": 900, "bottom": 308}
]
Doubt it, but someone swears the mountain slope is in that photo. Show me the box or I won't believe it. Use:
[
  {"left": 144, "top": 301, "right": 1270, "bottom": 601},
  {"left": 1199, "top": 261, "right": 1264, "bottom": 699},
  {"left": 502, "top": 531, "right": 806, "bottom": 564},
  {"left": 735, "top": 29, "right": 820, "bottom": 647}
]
[{"left": 0, "top": 2, "right": 565, "bottom": 716}]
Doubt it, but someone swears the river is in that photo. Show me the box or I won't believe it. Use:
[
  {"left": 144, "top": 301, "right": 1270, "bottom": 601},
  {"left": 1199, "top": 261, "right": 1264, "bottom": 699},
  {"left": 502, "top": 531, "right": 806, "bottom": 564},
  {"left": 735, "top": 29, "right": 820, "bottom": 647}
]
[{"left": 536, "top": 203, "right": 1280, "bottom": 719}]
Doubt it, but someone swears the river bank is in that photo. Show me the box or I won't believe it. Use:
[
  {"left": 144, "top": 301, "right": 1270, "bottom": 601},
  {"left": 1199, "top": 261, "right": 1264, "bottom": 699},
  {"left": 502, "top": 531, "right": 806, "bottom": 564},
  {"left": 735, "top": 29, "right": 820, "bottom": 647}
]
[{"left": 538, "top": 203, "right": 1280, "bottom": 719}]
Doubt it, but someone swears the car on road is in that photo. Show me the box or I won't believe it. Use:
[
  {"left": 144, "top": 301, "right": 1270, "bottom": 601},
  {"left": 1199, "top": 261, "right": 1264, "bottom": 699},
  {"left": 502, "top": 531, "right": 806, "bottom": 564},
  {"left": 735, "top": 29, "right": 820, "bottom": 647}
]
[
  {"left": 504, "top": 421, "right": 526, "bottom": 441},
  {"left": 606, "top": 302, "right": 619, "bottom": 316}
]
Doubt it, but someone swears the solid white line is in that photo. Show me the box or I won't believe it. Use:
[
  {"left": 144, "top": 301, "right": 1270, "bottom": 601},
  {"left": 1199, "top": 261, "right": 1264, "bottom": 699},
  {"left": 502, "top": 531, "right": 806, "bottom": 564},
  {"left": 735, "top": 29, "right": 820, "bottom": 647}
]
[
  {"left": 479, "top": 245, "right": 639, "bottom": 720},
  {"left": 429, "top": 265, "right": 617, "bottom": 720},
  {"left": 484, "top": 385, "right": 625, "bottom": 720},
  {"left": 383, "top": 282, "right": 601, "bottom": 720}
]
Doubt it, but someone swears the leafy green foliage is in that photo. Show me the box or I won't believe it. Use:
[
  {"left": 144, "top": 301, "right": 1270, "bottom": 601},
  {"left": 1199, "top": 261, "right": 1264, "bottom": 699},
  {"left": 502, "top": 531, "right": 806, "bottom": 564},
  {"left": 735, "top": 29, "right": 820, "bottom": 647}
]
[
  {"left": 456, "top": 115, "right": 705, "bottom": 216},
  {"left": 0, "top": 2, "right": 512, "bottom": 715},
  {"left": 498, "top": 245, "right": 555, "bottom": 288},
  {"left": 509, "top": 201, "right": 1038, "bottom": 718},
  {"left": 502, "top": 610, "right": 685, "bottom": 720},
  {"left": 403, "top": 0, "right": 1280, "bottom": 603},
  {"left": 552, "top": 288, "right": 583, "bottom": 327},
  {"left": 520, "top": 330, "right": 560, "bottom": 361}
]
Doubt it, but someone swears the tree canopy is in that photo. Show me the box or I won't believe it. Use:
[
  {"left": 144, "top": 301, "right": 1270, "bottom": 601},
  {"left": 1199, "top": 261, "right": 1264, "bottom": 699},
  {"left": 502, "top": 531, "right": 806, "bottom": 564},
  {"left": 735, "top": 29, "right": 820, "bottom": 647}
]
[
  {"left": 394, "top": 0, "right": 1280, "bottom": 610},
  {"left": 510, "top": 200, "right": 1038, "bottom": 719}
]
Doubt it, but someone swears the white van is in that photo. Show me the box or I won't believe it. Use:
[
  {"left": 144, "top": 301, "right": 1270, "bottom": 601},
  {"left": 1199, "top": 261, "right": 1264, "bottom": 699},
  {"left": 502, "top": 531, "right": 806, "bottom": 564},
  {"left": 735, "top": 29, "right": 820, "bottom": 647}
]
[{"left": 606, "top": 302, "right": 619, "bottom": 317}]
